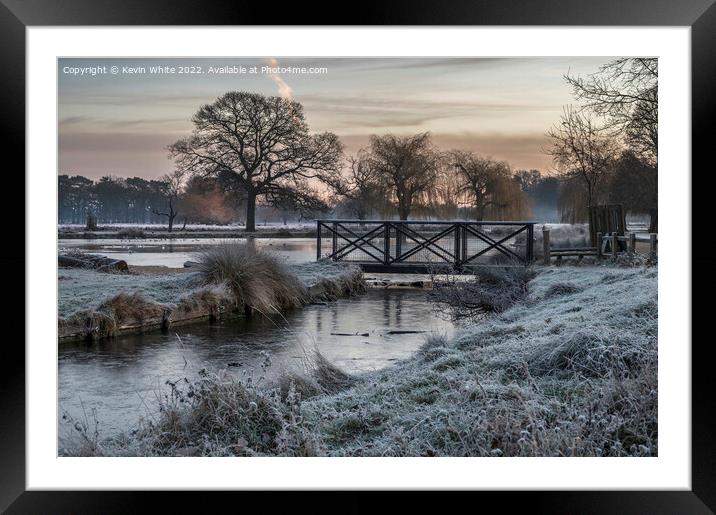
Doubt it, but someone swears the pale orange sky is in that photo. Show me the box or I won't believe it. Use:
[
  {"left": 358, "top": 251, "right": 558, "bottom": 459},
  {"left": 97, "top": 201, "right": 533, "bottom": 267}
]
[{"left": 58, "top": 57, "right": 613, "bottom": 179}]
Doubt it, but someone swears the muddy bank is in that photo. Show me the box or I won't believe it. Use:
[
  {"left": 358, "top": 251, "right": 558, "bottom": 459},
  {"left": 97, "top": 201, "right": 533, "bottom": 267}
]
[{"left": 58, "top": 261, "right": 365, "bottom": 343}]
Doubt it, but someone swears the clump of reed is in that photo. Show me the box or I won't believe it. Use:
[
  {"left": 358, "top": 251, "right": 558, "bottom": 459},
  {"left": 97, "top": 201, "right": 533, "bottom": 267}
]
[{"left": 194, "top": 243, "right": 307, "bottom": 315}]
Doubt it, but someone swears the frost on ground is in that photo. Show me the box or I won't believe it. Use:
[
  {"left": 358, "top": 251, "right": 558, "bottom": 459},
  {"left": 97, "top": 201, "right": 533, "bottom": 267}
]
[
  {"left": 302, "top": 265, "right": 657, "bottom": 457},
  {"left": 58, "top": 260, "right": 361, "bottom": 319},
  {"left": 65, "top": 264, "right": 657, "bottom": 457}
]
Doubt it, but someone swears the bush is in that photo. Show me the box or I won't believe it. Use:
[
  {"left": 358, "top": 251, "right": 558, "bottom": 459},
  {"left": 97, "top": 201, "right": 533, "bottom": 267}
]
[
  {"left": 430, "top": 266, "right": 536, "bottom": 320},
  {"left": 131, "top": 369, "right": 318, "bottom": 456},
  {"left": 117, "top": 228, "right": 145, "bottom": 239},
  {"left": 195, "top": 243, "right": 307, "bottom": 314}
]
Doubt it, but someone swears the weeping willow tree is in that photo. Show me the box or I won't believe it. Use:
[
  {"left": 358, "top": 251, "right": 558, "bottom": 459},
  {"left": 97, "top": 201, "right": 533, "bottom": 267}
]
[{"left": 449, "top": 151, "right": 531, "bottom": 221}]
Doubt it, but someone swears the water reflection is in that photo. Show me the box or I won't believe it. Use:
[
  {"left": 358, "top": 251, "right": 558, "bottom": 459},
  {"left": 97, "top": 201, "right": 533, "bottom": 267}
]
[{"left": 58, "top": 289, "right": 455, "bottom": 435}]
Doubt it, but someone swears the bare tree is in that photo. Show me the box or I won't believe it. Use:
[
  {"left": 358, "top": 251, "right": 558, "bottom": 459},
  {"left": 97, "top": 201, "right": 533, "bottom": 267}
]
[
  {"left": 566, "top": 58, "right": 657, "bottom": 167},
  {"left": 546, "top": 107, "right": 617, "bottom": 209},
  {"left": 152, "top": 170, "right": 183, "bottom": 232},
  {"left": 425, "top": 155, "right": 465, "bottom": 220},
  {"left": 169, "top": 91, "right": 343, "bottom": 232},
  {"left": 449, "top": 151, "right": 529, "bottom": 221},
  {"left": 326, "top": 151, "right": 384, "bottom": 220},
  {"left": 368, "top": 132, "right": 438, "bottom": 220}
]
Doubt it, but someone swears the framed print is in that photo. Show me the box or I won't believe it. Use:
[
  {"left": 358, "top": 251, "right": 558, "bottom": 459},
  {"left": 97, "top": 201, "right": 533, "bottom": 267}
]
[{"left": 2, "top": 0, "right": 714, "bottom": 510}]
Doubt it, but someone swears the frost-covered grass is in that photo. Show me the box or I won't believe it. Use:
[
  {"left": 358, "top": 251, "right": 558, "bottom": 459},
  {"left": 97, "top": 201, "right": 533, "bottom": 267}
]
[
  {"left": 58, "top": 268, "right": 201, "bottom": 318},
  {"left": 300, "top": 265, "right": 657, "bottom": 457},
  {"left": 66, "top": 263, "right": 657, "bottom": 457},
  {"left": 58, "top": 260, "right": 360, "bottom": 319}
]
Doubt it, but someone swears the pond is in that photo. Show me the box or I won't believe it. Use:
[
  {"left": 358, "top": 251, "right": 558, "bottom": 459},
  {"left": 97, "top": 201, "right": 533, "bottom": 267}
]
[
  {"left": 58, "top": 288, "right": 457, "bottom": 436},
  {"left": 58, "top": 237, "right": 317, "bottom": 268}
]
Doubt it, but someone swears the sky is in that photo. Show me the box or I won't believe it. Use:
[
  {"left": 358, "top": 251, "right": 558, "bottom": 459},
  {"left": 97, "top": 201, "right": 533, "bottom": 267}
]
[{"left": 58, "top": 57, "right": 614, "bottom": 180}]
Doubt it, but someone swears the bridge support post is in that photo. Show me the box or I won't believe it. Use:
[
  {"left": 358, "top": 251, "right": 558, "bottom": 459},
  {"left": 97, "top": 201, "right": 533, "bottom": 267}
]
[
  {"left": 316, "top": 222, "right": 321, "bottom": 260},
  {"left": 383, "top": 223, "right": 390, "bottom": 265},
  {"left": 454, "top": 225, "right": 461, "bottom": 267},
  {"left": 332, "top": 222, "right": 337, "bottom": 261},
  {"left": 542, "top": 228, "right": 550, "bottom": 266}
]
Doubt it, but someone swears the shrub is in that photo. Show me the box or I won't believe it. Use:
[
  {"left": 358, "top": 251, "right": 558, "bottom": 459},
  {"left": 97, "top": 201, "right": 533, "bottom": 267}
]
[
  {"left": 131, "top": 369, "right": 318, "bottom": 456},
  {"left": 117, "top": 228, "right": 145, "bottom": 239},
  {"left": 430, "top": 266, "right": 536, "bottom": 320}
]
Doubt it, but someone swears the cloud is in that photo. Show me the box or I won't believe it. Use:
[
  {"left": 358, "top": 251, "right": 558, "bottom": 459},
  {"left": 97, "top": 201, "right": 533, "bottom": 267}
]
[{"left": 265, "top": 58, "right": 293, "bottom": 99}]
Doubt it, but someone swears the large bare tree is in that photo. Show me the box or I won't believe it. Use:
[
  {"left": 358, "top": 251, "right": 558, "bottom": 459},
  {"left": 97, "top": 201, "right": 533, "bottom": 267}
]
[
  {"left": 566, "top": 58, "right": 657, "bottom": 167},
  {"left": 169, "top": 92, "right": 343, "bottom": 232},
  {"left": 547, "top": 107, "right": 617, "bottom": 209},
  {"left": 368, "top": 132, "right": 438, "bottom": 220}
]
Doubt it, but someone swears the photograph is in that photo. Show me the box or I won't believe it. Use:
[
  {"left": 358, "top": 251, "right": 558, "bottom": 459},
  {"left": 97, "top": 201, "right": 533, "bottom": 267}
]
[{"left": 56, "top": 56, "right": 659, "bottom": 459}]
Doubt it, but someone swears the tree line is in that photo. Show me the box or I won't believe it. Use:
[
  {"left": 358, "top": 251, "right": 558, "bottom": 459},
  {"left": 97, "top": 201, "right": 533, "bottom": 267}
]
[{"left": 59, "top": 58, "right": 657, "bottom": 232}]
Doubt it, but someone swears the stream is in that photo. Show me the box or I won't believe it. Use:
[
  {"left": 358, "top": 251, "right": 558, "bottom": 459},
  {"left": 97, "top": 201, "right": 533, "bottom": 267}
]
[{"left": 58, "top": 244, "right": 457, "bottom": 435}]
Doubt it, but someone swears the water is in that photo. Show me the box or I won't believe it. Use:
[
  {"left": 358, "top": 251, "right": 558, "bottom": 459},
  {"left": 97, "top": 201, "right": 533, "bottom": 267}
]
[
  {"left": 58, "top": 289, "right": 456, "bottom": 436},
  {"left": 58, "top": 237, "right": 317, "bottom": 268}
]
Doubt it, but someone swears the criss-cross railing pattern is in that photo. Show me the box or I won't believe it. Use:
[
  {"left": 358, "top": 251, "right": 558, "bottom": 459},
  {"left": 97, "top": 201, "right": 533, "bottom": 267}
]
[{"left": 316, "top": 220, "right": 535, "bottom": 271}]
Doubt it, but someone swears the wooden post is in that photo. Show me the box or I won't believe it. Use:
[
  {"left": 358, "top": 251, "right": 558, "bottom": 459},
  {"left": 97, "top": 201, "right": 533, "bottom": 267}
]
[
  {"left": 395, "top": 225, "right": 402, "bottom": 260},
  {"left": 596, "top": 232, "right": 603, "bottom": 260},
  {"left": 649, "top": 233, "right": 657, "bottom": 258},
  {"left": 629, "top": 232, "right": 637, "bottom": 254},
  {"left": 454, "top": 224, "right": 461, "bottom": 266},
  {"left": 384, "top": 223, "right": 390, "bottom": 265},
  {"left": 461, "top": 225, "right": 468, "bottom": 263},
  {"left": 526, "top": 223, "right": 534, "bottom": 265},
  {"left": 611, "top": 233, "right": 618, "bottom": 259},
  {"left": 316, "top": 222, "right": 322, "bottom": 260},
  {"left": 332, "top": 222, "right": 338, "bottom": 261},
  {"left": 542, "top": 228, "right": 550, "bottom": 266}
]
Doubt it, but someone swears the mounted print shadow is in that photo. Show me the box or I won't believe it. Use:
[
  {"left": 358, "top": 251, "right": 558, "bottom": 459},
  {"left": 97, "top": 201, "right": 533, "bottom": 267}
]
[{"left": 57, "top": 57, "right": 658, "bottom": 458}]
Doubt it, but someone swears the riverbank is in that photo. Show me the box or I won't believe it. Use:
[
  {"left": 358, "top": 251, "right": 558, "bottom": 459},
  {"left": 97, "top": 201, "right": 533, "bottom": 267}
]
[
  {"left": 63, "top": 262, "right": 657, "bottom": 457},
  {"left": 58, "top": 260, "right": 365, "bottom": 343},
  {"left": 58, "top": 223, "right": 316, "bottom": 240}
]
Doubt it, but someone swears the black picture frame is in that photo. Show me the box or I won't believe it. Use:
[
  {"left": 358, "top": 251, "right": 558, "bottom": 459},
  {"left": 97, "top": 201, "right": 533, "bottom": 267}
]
[{"left": 2, "top": 0, "right": 713, "bottom": 511}]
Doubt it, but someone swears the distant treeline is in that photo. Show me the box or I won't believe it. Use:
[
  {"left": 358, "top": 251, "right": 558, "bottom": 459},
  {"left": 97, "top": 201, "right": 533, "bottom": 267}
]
[{"left": 58, "top": 170, "right": 564, "bottom": 226}]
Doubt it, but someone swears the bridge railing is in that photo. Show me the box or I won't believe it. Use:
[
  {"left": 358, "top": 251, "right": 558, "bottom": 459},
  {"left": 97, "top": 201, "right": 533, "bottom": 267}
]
[{"left": 316, "top": 220, "right": 535, "bottom": 272}]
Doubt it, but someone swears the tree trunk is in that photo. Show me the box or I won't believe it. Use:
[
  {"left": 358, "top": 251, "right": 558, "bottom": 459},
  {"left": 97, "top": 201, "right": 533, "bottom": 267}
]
[
  {"left": 168, "top": 212, "right": 176, "bottom": 232},
  {"left": 398, "top": 199, "right": 410, "bottom": 220},
  {"left": 245, "top": 192, "right": 256, "bottom": 232}
]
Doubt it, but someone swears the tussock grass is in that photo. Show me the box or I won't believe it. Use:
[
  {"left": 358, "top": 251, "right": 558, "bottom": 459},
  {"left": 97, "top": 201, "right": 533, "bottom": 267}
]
[
  {"left": 306, "top": 351, "right": 355, "bottom": 394},
  {"left": 195, "top": 243, "right": 307, "bottom": 314},
  {"left": 174, "top": 283, "right": 232, "bottom": 320},
  {"left": 61, "top": 291, "right": 170, "bottom": 339}
]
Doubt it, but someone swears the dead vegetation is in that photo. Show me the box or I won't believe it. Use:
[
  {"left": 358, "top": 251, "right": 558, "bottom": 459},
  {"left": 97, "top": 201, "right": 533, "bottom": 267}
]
[
  {"left": 60, "top": 292, "right": 171, "bottom": 340},
  {"left": 429, "top": 266, "right": 536, "bottom": 320},
  {"left": 195, "top": 243, "right": 307, "bottom": 314},
  {"left": 63, "top": 349, "right": 355, "bottom": 457}
]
